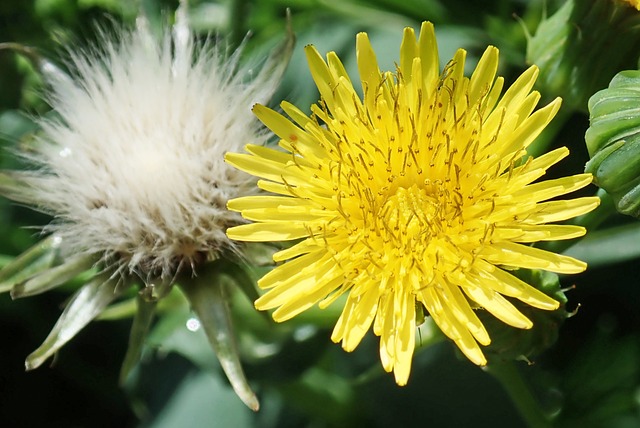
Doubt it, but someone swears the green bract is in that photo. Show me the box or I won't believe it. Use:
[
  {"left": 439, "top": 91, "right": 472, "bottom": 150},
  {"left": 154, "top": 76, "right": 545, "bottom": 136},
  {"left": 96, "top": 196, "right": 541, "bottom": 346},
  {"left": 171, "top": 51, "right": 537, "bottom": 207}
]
[
  {"left": 586, "top": 70, "right": 640, "bottom": 217},
  {"left": 527, "top": 0, "right": 640, "bottom": 111}
]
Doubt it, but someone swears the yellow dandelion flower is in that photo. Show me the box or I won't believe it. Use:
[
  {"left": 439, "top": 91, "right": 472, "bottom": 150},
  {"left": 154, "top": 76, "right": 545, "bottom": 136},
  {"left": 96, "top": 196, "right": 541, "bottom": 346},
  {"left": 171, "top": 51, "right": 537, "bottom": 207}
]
[
  {"left": 620, "top": 0, "right": 640, "bottom": 10},
  {"left": 225, "top": 22, "right": 600, "bottom": 385}
]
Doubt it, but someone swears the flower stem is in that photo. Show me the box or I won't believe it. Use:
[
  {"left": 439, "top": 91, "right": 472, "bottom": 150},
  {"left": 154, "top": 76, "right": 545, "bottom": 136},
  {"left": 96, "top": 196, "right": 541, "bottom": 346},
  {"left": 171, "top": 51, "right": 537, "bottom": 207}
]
[{"left": 485, "top": 362, "right": 552, "bottom": 428}]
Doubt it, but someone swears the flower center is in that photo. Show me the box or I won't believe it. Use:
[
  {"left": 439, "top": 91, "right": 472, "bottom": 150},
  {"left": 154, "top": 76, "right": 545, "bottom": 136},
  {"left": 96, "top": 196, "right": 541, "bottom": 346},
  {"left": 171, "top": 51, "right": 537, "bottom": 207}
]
[
  {"left": 340, "top": 180, "right": 473, "bottom": 287},
  {"left": 382, "top": 185, "right": 438, "bottom": 245}
]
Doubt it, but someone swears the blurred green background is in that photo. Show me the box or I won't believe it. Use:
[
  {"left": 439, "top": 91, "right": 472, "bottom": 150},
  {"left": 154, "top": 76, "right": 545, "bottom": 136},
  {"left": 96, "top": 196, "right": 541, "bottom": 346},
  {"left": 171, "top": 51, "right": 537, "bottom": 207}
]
[{"left": 1, "top": 0, "right": 640, "bottom": 427}]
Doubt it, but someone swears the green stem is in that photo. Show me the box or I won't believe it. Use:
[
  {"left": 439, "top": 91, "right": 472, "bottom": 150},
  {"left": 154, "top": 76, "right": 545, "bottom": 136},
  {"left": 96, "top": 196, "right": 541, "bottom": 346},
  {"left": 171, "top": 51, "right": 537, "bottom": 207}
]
[{"left": 485, "top": 362, "right": 552, "bottom": 428}]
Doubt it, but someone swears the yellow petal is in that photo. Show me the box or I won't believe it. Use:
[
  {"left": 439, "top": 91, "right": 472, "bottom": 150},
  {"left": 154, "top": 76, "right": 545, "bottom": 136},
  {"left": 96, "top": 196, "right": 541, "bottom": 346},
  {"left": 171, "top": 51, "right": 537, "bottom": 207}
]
[
  {"left": 252, "top": 104, "right": 304, "bottom": 143},
  {"left": 272, "top": 274, "right": 343, "bottom": 322},
  {"left": 419, "top": 288, "right": 487, "bottom": 366},
  {"left": 305, "top": 45, "right": 337, "bottom": 112},
  {"left": 498, "top": 97, "right": 561, "bottom": 158},
  {"left": 392, "top": 288, "right": 415, "bottom": 386},
  {"left": 462, "top": 280, "right": 533, "bottom": 329},
  {"left": 377, "top": 293, "right": 396, "bottom": 372},
  {"left": 327, "top": 51, "right": 351, "bottom": 82},
  {"left": 226, "top": 222, "right": 312, "bottom": 242},
  {"left": 418, "top": 21, "right": 439, "bottom": 93},
  {"left": 439, "top": 283, "right": 491, "bottom": 345},
  {"left": 225, "top": 151, "right": 309, "bottom": 186},
  {"left": 272, "top": 239, "right": 318, "bottom": 262},
  {"left": 524, "top": 197, "right": 601, "bottom": 224},
  {"left": 514, "top": 174, "right": 594, "bottom": 202},
  {"left": 469, "top": 46, "right": 498, "bottom": 107},
  {"left": 334, "top": 286, "right": 380, "bottom": 351},
  {"left": 257, "top": 250, "right": 325, "bottom": 290},
  {"left": 494, "top": 65, "right": 539, "bottom": 112},
  {"left": 400, "top": 27, "right": 418, "bottom": 84},
  {"left": 475, "top": 261, "right": 560, "bottom": 310},
  {"left": 483, "top": 241, "right": 587, "bottom": 274},
  {"left": 228, "top": 195, "right": 315, "bottom": 212},
  {"left": 494, "top": 224, "right": 586, "bottom": 242},
  {"left": 356, "top": 31, "right": 381, "bottom": 113}
]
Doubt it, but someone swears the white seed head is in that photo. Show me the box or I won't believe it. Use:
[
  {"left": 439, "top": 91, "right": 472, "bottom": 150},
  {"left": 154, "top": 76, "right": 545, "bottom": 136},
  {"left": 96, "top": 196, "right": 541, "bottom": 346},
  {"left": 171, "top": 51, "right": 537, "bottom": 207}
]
[{"left": 20, "top": 23, "right": 279, "bottom": 281}]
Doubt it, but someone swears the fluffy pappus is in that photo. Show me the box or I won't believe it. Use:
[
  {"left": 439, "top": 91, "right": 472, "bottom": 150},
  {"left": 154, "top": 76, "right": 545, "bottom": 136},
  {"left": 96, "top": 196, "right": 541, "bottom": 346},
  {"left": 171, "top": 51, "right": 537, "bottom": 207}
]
[{"left": 17, "top": 21, "right": 279, "bottom": 282}]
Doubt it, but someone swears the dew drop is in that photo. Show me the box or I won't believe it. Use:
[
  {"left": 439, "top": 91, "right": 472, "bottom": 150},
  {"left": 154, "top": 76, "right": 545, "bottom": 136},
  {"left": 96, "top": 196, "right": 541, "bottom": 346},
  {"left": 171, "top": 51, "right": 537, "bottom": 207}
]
[
  {"left": 186, "top": 317, "right": 201, "bottom": 332},
  {"left": 59, "top": 147, "right": 72, "bottom": 158},
  {"left": 51, "top": 235, "right": 63, "bottom": 248}
]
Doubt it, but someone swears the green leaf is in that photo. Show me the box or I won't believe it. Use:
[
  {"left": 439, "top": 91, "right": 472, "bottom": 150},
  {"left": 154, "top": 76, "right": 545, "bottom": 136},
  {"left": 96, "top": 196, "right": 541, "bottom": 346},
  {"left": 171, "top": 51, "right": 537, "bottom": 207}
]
[
  {"left": 564, "top": 222, "right": 640, "bottom": 268},
  {"left": 277, "top": 367, "right": 356, "bottom": 426},
  {"left": 556, "top": 332, "right": 640, "bottom": 427},
  {"left": 147, "top": 371, "right": 253, "bottom": 428}
]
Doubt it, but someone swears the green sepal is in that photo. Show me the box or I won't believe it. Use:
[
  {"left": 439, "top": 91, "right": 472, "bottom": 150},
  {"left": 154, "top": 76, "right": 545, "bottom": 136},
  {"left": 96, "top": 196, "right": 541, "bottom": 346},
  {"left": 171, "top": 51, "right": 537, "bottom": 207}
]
[
  {"left": 97, "top": 284, "right": 186, "bottom": 320},
  {"left": 0, "top": 41, "right": 71, "bottom": 86},
  {"left": 586, "top": 71, "right": 640, "bottom": 157},
  {"left": 584, "top": 140, "right": 625, "bottom": 181},
  {"left": 0, "top": 236, "right": 60, "bottom": 293},
  {"left": 223, "top": 260, "right": 261, "bottom": 307},
  {"left": 235, "top": 244, "right": 279, "bottom": 322},
  {"left": 25, "top": 274, "right": 121, "bottom": 370},
  {"left": 11, "top": 253, "right": 95, "bottom": 299},
  {"left": 589, "top": 136, "right": 640, "bottom": 197},
  {"left": 242, "top": 242, "right": 278, "bottom": 267},
  {"left": 527, "top": 0, "right": 640, "bottom": 111},
  {"left": 613, "top": 181, "right": 640, "bottom": 216},
  {"left": 138, "top": 276, "right": 173, "bottom": 302},
  {"left": 119, "top": 294, "right": 157, "bottom": 385},
  {"left": 250, "top": 8, "right": 295, "bottom": 104},
  {"left": 97, "top": 297, "right": 137, "bottom": 321},
  {"left": 0, "top": 171, "right": 38, "bottom": 206},
  {"left": 178, "top": 259, "right": 260, "bottom": 411},
  {"left": 586, "top": 70, "right": 640, "bottom": 217}
]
